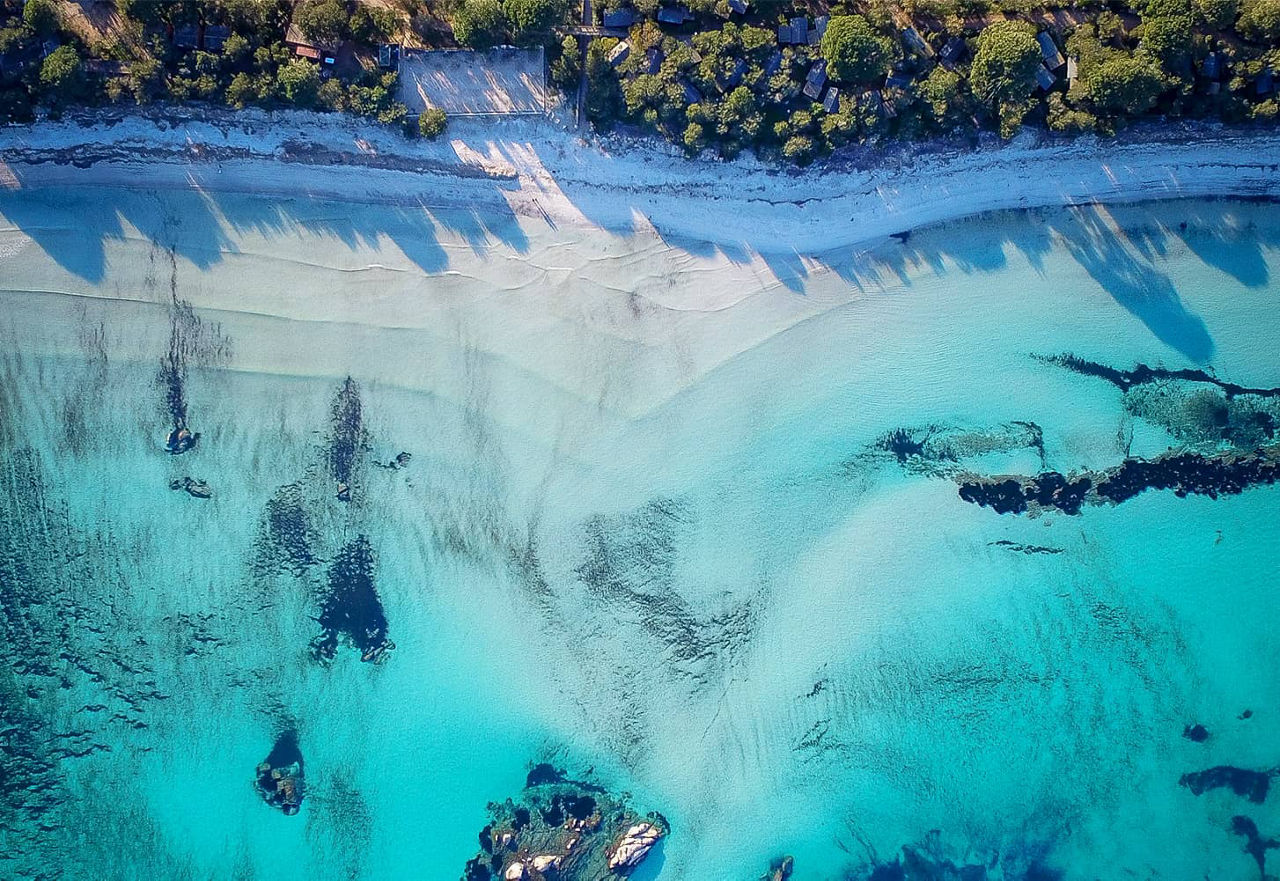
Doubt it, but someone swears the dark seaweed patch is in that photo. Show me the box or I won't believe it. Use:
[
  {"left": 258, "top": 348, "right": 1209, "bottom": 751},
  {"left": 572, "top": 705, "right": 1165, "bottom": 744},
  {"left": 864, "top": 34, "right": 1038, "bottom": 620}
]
[
  {"left": 326, "top": 377, "right": 370, "bottom": 489},
  {"left": 255, "top": 483, "right": 316, "bottom": 578},
  {"left": 877, "top": 428, "right": 934, "bottom": 463},
  {"left": 989, "top": 540, "right": 1065, "bottom": 555},
  {"left": 1229, "top": 815, "right": 1279, "bottom": 878},
  {"left": 311, "top": 535, "right": 393, "bottom": 664},
  {"left": 845, "top": 836, "right": 1062, "bottom": 880},
  {"left": 1038, "top": 353, "right": 1280, "bottom": 398},
  {"left": 1180, "top": 766, "right": 1274, "bottom": 803},
  {"left": 526, "top": 762, "right": 567, "bottom": 787}
]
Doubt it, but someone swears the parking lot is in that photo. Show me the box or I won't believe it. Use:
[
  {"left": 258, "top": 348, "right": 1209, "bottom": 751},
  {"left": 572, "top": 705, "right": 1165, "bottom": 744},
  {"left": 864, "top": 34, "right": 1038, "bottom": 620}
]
[{"left": 397, "top": 47, "right": 548, "bottom": 115}]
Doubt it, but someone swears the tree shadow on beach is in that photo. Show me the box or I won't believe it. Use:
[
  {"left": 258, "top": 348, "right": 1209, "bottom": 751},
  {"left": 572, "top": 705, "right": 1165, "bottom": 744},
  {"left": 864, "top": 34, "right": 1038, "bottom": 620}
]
[
  {"left": 0, "top": 164, "right": 530, "bottom": 282},
  {"left": 789, "top": 201, "right": 1278, "bottom": 365}
]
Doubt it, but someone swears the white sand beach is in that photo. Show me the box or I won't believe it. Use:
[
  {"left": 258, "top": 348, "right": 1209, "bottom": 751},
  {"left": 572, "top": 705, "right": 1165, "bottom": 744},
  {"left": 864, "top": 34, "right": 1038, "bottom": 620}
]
[{"left": 3, "top": 110, "right": 1280, "bottom": 262}]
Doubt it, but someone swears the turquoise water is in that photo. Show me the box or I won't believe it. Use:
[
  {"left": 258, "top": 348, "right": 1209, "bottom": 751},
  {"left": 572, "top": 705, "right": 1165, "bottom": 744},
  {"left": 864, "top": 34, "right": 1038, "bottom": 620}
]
[{"left": 1, "top": 190, "right": 1278, "bottom": 880}]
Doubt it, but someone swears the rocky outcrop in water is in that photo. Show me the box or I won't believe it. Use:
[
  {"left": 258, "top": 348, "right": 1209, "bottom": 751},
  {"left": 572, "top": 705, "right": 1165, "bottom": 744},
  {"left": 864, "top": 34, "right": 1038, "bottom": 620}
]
[
  {"left": 605, "top": 822, "right": 663, "bottom": 870},
  {"left": 958, "top": 444, "right": 1280, "bottom": 515},
  {"left": 255, "top": 731, "right": 305, "bottom": 815},
  {"left": 464, "top": 766, "right": 666, "bottom": 880}
]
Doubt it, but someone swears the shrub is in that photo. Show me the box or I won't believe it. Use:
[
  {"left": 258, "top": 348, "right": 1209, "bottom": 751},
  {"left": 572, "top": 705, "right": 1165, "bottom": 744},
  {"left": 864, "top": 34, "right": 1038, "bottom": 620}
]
[
  {"left": 452, "top": 0, "right": 507, "bottom": 48},
  {"left": 970, "top": 20, "right": 1041, "bottom": 108},
  {"left": 419, "top": 107, "right": 447, "bottom": 137},
  {"left": 820, "top": 15, "right": 897, "bottom": 84},
  {"left": 504, "top": 0, "right": 567, "bottom": 44}
]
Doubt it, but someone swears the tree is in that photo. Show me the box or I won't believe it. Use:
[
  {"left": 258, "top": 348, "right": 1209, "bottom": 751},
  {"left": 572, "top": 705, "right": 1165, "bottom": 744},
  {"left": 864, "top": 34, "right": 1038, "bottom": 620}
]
[
  {"left": 276, "top": 58, "right": 320, "bottom": 105},
  {"left": 418, "top": 107, "right": 447, "bottom": 137},
  {"left": 820, "top": 15, "right": 896, "bottom": 84},
  {"left": 550, "top": 35, "right": 581, "bottom": 91},
  {"left": 226, "top": 71, "right": 258, "bottom": 107},
  {"left": 1139, "top": 13, "right": 1195, "bottom": 70},
  {"left": 452, "top": 0, "right": 507, "bottom": 48},
  {"left": 782, "top": 134, "right": 815, "bottom": 163},
  {"left": 1086, "top": 54, "right": 1165, "bottom": 114},
  {"left": 969, "top": 20, "right": 1041, "bottom": 109},
  {"left": 503, "top": 0, "right": 566, "bottom": 44},
  {"left": 1237, "top": 0, "right": 1280, "bottom": 41},
  {"left": 23, "top": 0, "right": 59, "bottom": 36},
  {"left": 296, "top": 0, "right": 348, "bottom": 45},
  {"left": 1196, "top": 0, "right": 1238, "bottom": 28},
  {"left": 584, "top": 38, "right": 623, "bottom": 124},
  {"left": 682, "top": 120, "right": 706, "bottom": 152},
  {"left": 222, "top": 33, "right": 252, "bottom": 65},
  {"left": 350, "top": 5, "right": 397, "bottom": 43},
  {"left": 918, "top": 65, "right": 966, "bottom": 127},
  {"left": 39, "top": 45, "right": 82, "bottom": 101}
]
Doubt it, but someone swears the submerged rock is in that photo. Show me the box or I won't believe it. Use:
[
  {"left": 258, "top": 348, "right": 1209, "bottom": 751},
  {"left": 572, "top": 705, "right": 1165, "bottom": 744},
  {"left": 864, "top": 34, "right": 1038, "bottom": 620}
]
[
  {"left": 464, "top": 768, "right": 666, "bottom": 880},
  {"left": 761, "top": 855, "right": 794, "bottom": 880},
  {"left": 1183, "top": 724, "right": 1210, "bottom": 743},
  {"left": 255, "top": 731, "right": 305, "bottom": 815},
  {"left": 169, "top": 476, "right": 212, "bottom": 499}
]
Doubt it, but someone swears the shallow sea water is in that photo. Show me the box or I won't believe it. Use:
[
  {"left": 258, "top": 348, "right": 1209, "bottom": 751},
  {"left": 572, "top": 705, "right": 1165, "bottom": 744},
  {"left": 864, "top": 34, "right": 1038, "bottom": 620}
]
[{"left": 0, "top": 188, "right": 1278, "bottom": 881}]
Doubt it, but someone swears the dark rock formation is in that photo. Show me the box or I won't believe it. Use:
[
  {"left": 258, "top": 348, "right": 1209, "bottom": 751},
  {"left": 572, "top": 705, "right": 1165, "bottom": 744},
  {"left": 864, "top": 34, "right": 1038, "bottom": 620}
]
[
  {"left": 168, "top": 476, "right": 211, "bottom": 499},
  {"left": 165, "top": 427, "right": 199, "bottom": 454},
  {"left": 959, "top": 445, "right": 1280, "bottom": 515},
  {"left": 989, "top": 540, "right": 1064, "bottom": 555},
  {"left": 1179, "top": 765, "right": 1273, "bottom": 804},
  {"left": 1183, "top": 724, "right": 1210, "bottom": 743},
  {"left": 255, "top": 731, "right": 304, "bottom": 815},
  {"left": 311, "top": 535, "right": 394, "bottom": 664},
  {"left": 464, "top": 771, "right": 666, "bottom": 880}
]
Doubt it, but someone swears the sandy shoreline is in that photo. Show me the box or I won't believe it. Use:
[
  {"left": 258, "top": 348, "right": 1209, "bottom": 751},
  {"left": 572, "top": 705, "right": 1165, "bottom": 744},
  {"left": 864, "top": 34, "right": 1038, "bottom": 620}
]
[{"left": 3, "top": 109, "right": 1280, "bottom": 259}]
